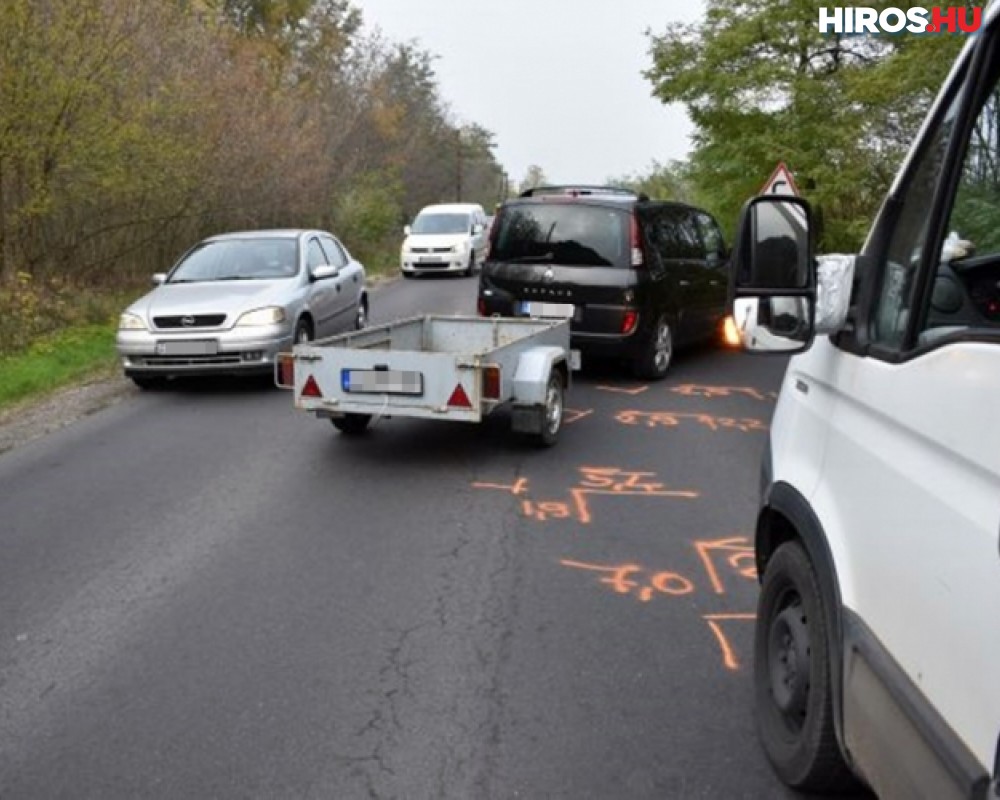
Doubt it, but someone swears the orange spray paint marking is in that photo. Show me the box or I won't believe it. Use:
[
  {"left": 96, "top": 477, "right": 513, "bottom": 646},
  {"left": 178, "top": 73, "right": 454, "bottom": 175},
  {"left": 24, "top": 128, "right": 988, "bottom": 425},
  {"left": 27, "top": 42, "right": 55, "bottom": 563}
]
[
  {"left": 561, "top": 560, "right": 695, "bottom": 602},
  {"left": 562, "top": 408, "right": 595, "bottom": 425},
  {"left": 693, "top": 537, "right": 757, "bottom": 595},
  {"left": 616, "top": 410, "right": 768, "bottom": 433},
  {"left": 670, "top": 384, "right": 772, "bottom": 402},
  {"left": 596, "top": 384, "right": 649, "bottom": 396},
  {"left": 521, "top": 500, "right": 575, "bottom": 522},
  {"left": 472, "top": 477, "right": 529, "bottom": 495},
  {"left": 702, "top": 613, "right": 756, "bottom": 671}
]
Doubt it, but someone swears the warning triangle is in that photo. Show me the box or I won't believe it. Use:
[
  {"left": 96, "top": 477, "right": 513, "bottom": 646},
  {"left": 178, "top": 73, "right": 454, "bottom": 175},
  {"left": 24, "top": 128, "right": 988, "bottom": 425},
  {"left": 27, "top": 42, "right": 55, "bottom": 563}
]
[
  {"left": 302, "top": 375, "right": 322, "bottom": 398},
  {"left": 447, "top": 383, "right": 472, "bottom": 408},
  {"left": 760, "top": 162, "right": 800, "bottom": 196}
]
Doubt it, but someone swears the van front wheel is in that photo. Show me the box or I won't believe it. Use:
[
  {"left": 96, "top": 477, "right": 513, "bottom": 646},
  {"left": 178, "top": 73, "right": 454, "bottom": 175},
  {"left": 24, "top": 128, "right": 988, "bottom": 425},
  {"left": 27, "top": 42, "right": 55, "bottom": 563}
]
[{"left": 754, "top": 541, "right": 860, "bottom": 794}]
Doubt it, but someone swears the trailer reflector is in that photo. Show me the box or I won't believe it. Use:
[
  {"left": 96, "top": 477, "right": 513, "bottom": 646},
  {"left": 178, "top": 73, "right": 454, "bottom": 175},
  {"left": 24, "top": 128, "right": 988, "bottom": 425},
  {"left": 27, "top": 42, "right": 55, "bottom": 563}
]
[
  {"left": 447, "top": 383, "right": 473, "bottom": 408},
  {"left": 302, "top": 374, "right": 322, "bottom": 398},
  {"left": 482, "top": 366, "right": 501, "bottom": 401},
  {"left": 276, "top": 353, "right": 295, "bottom": 388}
]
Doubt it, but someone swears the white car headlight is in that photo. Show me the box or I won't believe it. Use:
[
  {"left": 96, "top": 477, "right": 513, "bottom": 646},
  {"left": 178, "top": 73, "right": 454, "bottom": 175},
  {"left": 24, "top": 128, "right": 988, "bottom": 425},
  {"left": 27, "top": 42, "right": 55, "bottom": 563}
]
[
  {"left": 236, "top": 307, "right": 287, "bottom": 326},
  {"left": 119, "top": 312, "right": 147, "bottom": 331}
]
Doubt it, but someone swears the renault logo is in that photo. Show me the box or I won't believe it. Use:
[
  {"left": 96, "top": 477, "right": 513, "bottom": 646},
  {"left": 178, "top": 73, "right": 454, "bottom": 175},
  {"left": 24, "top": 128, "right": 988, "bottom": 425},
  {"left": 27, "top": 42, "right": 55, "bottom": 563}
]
[{"left": 181, "top": 316, "right": 196, "bottom": 327}]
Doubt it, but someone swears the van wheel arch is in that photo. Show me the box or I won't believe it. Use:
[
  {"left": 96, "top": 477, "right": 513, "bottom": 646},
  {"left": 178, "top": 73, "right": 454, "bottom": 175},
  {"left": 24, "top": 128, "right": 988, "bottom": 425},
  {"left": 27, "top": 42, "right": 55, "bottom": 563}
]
[{"left": 756, "top": 483, "right": 854, "bottom": 777}]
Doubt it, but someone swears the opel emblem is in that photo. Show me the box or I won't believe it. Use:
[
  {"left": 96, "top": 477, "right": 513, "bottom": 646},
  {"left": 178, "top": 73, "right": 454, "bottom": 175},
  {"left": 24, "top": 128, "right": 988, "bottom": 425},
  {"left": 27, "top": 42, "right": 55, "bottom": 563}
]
[
  {"left": 543, "top": 268, "right": 555, "bottom": 283},
  {"left": 181, "top": 315, "right": 195, "bottom": 327}
]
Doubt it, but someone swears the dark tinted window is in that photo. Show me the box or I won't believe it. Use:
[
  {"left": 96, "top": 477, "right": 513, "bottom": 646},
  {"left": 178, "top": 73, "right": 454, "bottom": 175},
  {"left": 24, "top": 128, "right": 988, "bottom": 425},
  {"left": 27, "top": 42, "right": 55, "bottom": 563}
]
[
  {"left": 658, "top": 208, "right": 703, "bottom": 259},
  {"left": 695, "top": 211, "right": 725, "bottom": 258},
  {"left": 491, "top": 203, "right": 628, "bottom": 267}
]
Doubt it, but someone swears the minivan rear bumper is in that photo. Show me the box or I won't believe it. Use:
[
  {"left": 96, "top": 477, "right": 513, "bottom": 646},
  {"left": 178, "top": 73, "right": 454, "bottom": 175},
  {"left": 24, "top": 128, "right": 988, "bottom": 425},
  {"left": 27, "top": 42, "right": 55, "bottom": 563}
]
[{"left": 479, "top": 292, "right": 650, "bottom": 357}]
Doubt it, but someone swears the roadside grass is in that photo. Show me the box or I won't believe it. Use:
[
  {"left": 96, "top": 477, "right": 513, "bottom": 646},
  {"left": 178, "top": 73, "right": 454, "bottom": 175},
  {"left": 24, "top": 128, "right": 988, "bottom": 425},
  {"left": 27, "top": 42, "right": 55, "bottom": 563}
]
[{"left": 0, "top": 324, "right": 119, "bottom": 410}]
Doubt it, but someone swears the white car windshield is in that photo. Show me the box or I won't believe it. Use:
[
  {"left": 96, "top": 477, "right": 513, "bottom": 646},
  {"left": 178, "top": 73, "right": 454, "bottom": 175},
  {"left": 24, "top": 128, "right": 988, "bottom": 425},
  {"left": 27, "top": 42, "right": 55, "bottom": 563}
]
[
  {"left": 411, "top": 213, "right": 471, "bottom": 235},
  {"left": 168, "top": 239, "right": 299, "bottom": 283}
]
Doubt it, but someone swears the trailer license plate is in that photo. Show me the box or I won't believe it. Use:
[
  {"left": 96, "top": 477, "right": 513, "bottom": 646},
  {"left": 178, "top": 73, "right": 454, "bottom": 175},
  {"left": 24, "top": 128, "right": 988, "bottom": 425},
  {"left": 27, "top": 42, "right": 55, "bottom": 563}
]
[
  {"left": 342, "top": 369, "right": 423, "bottom": 395},
  {"left": 156, "top": 340, "right": 218, "bottom": 356},
  {"left": 518, "top": 301, "right": 575, "bottom": 319}
]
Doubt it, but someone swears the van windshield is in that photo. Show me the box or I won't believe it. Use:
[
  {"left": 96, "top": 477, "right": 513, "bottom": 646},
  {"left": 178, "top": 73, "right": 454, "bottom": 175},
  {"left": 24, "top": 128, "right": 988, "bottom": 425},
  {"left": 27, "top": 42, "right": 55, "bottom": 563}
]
[
  {"left": 491, "top": 204, "right": 627, "bottom": 267},
  {"left": 411, "top": 213, "right": 471, "bottom": 235}
]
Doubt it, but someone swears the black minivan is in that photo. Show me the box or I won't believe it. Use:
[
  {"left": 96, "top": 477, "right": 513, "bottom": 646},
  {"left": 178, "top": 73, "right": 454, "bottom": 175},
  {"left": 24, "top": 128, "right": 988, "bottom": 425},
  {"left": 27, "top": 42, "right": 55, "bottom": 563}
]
[{"left": 477, "top": 186, "right": 730, "bottom": 378}]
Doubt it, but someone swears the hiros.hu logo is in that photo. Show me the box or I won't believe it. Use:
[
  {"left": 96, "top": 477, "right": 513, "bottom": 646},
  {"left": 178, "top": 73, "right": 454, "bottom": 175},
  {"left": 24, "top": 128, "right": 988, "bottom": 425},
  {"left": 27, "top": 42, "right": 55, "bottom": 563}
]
[{"left": 819, "top": 6, "right": 983, "bottom": 34}]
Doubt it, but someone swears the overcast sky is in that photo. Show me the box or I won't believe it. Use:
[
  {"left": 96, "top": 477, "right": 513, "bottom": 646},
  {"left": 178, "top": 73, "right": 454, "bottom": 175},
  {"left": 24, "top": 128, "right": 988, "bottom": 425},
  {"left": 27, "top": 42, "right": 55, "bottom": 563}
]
[{"left": 354, "top": 0, "right": 707, "bottom": 186}]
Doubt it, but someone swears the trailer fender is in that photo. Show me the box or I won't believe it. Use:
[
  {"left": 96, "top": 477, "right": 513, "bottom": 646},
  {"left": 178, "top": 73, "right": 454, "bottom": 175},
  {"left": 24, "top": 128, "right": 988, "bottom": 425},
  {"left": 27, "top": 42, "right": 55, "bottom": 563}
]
[{"left": 511, "top": 346, "right": 568, "bottom": 408}]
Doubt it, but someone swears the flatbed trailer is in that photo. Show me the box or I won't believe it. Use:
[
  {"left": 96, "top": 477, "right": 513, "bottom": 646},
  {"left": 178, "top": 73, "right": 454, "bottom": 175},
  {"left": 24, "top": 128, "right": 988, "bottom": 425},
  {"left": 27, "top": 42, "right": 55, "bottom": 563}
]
[{"left": 276, "top": 314, "right": 577, "bottom": 446}]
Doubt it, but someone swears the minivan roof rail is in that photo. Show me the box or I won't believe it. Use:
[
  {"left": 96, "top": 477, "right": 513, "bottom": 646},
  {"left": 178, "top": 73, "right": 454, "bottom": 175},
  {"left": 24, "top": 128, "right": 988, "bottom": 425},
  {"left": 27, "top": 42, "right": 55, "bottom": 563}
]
[{"left": 518, "top": 185, "right": 649, "bottom": 201}]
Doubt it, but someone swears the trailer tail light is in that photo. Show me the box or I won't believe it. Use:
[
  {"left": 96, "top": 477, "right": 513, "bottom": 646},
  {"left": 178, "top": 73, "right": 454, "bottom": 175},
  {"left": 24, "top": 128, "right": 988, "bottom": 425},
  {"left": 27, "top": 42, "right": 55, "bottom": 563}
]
[
  {"left": 630, "top": 214, "right": 644, "bottom": 267},
  {"left": 447, "top": 383, "right": 473, "bottom": 408},
  {"left": 301, "top": 374, "right": 322, "bottom": 398},
  {"left": 621, "top": 309, "right": 639, "bottom": 335},
  {"left": 275, "top": 353, "right": 295, "bottom": 388},
  {"left": 483, "top": 365, "right": 501, "bottom": 401},
  {"left": 477, "top": 296, "right": 487, "bottom": 316}
]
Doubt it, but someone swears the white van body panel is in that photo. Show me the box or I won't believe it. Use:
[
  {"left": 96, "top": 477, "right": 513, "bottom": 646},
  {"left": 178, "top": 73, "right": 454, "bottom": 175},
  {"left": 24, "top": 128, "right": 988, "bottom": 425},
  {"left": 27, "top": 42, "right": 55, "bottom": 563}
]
[{"left": 784, "top": 338, "right": 1000, "bottom": 768}]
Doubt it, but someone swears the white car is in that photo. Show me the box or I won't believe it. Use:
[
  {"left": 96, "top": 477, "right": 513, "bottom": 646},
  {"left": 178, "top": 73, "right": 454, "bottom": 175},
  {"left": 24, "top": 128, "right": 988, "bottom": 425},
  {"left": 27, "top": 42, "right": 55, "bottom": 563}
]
[
  {"left": 400, "top": 203, "right": 489, "bottom": 278},
  {"left": 731, "top": 13, "right": 1000, "bottom": 798}
]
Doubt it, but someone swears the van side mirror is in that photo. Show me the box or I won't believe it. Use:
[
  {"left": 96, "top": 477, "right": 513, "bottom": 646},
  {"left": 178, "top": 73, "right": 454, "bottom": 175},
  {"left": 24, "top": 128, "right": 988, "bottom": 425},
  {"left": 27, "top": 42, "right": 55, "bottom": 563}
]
[
  {"left": 152, "top": 273, "right": 167, "bottom": 286},
  {"left": 731, "top": 195, "right": 816, "bottom": 353},
  {"left": 403, "top": 225, "right": 412, "bottom": 236},
  {"left": 472, "top": 223, "right": 484, "bottom": 235}
]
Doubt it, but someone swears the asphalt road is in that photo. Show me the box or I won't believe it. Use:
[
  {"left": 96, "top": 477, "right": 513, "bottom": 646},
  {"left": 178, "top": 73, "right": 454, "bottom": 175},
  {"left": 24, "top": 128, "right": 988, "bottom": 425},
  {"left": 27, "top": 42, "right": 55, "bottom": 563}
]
[{"left": 0, "top": 275, "right": 864, "bottom": 799}]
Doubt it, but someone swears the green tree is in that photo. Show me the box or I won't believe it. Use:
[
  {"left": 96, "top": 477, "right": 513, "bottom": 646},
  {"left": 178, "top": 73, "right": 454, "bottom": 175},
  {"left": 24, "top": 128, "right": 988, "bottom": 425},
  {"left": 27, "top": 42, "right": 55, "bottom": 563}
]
[{"left": 645, "top": 0, "right": 965, "bottom": 250}]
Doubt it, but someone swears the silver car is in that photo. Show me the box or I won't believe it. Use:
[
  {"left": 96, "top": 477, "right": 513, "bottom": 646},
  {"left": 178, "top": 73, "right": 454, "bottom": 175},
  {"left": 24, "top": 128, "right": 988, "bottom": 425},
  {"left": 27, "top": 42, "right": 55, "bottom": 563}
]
[{"left": 117, "top": 229, "right": 368, "bottom": 388}]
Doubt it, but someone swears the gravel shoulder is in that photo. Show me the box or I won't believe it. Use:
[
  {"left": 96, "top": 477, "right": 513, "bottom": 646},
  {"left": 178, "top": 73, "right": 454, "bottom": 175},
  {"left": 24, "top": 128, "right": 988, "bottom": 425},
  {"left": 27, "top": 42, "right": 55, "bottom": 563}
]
[{"left": 0, "top": 371, "right": 136, "bottom": 455}]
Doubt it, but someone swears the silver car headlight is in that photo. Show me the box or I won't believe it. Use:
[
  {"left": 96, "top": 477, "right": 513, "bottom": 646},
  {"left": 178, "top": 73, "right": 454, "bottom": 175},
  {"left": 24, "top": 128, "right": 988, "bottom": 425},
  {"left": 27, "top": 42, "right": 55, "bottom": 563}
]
[
  {"left": 119, "top": 312, "right": 147, "bottom": 331},
  {"left": 235, "top": 307, "right": 286, "bottom": 326}
]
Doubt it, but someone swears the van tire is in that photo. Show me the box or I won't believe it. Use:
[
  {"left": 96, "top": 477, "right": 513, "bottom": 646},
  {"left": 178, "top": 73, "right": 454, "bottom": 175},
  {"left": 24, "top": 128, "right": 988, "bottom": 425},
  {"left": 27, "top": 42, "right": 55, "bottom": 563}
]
[
  {"left": 331, "top": 413, "right": 371, "bottom": 435},
  {"left": 632, "top": 316, "right": 672, "bottom": 380},
  {"left": 754, "top": 541, "right": 861, "bottom": 794}
]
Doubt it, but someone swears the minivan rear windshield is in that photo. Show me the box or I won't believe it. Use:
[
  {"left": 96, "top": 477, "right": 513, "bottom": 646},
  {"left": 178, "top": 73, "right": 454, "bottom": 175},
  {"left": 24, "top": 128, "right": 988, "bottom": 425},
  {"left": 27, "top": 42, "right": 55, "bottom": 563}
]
[
  {"left": 411, "top": 213, "right": 471, "bottom": 235},
  {"left": 491, "top": 204, "right": 628, "bottom": 267}
]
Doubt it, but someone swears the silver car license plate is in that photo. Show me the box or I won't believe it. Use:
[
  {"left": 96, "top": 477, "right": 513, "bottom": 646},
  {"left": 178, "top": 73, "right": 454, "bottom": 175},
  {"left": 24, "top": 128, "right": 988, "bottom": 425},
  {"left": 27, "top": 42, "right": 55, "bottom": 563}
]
[{"left": 156, "top": 340, "right": 219, "bottom": 356}]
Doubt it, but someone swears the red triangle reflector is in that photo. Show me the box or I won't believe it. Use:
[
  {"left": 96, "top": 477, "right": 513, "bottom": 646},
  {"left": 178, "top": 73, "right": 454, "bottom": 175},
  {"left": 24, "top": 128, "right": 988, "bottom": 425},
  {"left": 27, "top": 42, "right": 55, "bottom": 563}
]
[
  {"left": 447, "top": 383, "right": 472, "bottom": 408},
  {"left": 302, "top": 375, "right": 322, "bottom": 398}
]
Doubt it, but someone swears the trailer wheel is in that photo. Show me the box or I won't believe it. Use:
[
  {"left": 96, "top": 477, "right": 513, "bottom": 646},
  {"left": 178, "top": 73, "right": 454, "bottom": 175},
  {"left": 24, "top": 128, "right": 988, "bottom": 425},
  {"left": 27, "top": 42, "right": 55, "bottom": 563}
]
[
  {"left": 331, "top": 413, "right": 371, "bottom": 435},
  {"left": 534, "top": 371, "right": 564, "bottom": 447}
]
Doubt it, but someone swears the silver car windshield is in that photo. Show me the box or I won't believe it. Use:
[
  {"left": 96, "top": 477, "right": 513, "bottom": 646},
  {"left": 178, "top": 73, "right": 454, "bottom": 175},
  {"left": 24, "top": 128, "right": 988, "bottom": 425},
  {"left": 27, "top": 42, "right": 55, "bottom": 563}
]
[{"left": 168, "top": 239, "right": 299, "bottom": 283}]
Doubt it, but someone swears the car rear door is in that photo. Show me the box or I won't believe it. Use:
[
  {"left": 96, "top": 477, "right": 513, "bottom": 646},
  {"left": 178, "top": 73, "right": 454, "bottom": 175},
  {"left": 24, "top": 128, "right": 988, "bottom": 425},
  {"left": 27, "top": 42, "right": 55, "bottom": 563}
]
[{"left": 320, "top": 234, "right": 359, "bottom": 331}]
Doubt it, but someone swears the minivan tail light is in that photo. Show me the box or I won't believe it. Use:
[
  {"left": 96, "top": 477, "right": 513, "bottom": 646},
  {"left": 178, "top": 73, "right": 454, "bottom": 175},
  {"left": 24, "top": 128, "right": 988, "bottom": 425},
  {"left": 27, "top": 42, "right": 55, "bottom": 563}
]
[
  {"left": 622, "top": 309, "right": 639, "bottom": 335},
  {"left": 630, "top": 214, "right": 644, "bottom": 267}
]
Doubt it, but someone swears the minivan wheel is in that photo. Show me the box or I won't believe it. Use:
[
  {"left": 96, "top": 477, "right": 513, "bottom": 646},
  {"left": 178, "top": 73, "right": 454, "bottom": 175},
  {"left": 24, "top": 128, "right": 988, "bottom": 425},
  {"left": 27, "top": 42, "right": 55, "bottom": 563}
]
[
  {"left": 754, "top": 542, "right": 860, "bottom": 794},
  {"left": 633, "top": 316, "right": 673, "bottom": 380}
]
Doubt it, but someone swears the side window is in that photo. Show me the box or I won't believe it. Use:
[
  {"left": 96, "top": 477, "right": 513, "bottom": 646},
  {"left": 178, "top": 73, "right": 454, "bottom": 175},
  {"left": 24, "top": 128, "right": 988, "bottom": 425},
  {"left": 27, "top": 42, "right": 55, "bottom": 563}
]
[
  {"left": 638, "top": 210, "right": 667, "bottom": 276},
  {"left": 695, "top": 211, "right": 725, "bottom": 261},
  {"left": 321, "top": 235, "right": 348, "bottom": 268},
  {"left": 659, "top": 208, "right": 702, "bottom": 260},
  {"left": 924, "top": 79, "right": 1000, "bottom": 337},
  {"left": 870, "top": 88, "right": 963, "bottom": 348},
  {"left": 306, "top": 238, "right": 328, "bottom": 270}
]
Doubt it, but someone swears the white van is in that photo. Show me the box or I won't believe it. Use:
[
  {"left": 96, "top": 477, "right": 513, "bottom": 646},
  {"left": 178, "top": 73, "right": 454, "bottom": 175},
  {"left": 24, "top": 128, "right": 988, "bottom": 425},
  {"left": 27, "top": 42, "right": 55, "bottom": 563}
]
[
  {"left": 400, "top": 203, "right": 489, "bottom": 278},
  {"left": 731, "top": 11, "right": 1000, "bottom": 800}
]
